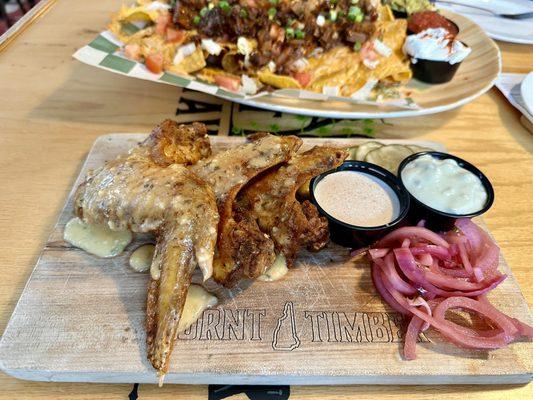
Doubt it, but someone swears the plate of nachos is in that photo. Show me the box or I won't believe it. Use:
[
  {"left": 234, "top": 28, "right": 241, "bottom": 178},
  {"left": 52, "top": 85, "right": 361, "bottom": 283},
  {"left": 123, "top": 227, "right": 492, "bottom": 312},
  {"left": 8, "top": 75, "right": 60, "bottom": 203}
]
[{"left": 74, "top": 0, "right": 500, "bottom": 118}]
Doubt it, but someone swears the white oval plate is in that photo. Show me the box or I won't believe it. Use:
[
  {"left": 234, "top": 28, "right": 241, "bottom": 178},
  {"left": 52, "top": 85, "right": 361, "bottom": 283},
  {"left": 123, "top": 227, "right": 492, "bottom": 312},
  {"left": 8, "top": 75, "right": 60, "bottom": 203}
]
[
  {"left": 521, "top": 72, "right": 533, "bottom": 116},
  {"left": 436, "top": 0, "right": 533, "bottom": 45}
]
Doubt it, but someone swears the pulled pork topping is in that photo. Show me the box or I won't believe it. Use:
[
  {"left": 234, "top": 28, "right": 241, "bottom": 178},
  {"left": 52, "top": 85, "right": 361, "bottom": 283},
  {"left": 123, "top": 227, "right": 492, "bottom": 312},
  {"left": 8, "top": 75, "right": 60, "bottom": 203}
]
[{"left": 172, "top": 0, "right": 379, "bottom": 73}]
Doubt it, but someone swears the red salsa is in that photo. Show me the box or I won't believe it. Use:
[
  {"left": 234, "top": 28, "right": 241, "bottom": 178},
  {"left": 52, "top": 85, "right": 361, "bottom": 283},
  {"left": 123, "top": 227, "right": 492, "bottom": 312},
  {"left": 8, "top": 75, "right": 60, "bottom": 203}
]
[{"left": 408, "top": 11, "right": 459, "bottom": 37}]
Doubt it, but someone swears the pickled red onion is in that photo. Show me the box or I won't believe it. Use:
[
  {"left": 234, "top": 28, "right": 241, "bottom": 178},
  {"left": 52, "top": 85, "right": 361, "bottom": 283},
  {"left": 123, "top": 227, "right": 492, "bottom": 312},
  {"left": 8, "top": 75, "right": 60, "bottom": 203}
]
[{"left": 367, "top": 218, "right": 533, "bottom": 360}]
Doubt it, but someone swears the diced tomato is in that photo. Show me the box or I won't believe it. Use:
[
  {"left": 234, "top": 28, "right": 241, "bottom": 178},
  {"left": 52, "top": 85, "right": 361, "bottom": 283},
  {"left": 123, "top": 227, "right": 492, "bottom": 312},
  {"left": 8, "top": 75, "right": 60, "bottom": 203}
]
[
  {"left": 269, "top": 24, "right": 284, "bottom": 42},
  {"left": 124, "top": 44, "right": 141, "bottom": 61},
  {"left": 214, "top": 75, "right": 241, "bottom": 92},
  {"left": 155, "top": 13, "right": 171, "bottom": 36},
  {"left": 360, "top": 41, "right": 378, "bottom": 61},
  {"left": 166, "top": 27, "right": 186, "bottom": 44},
  {"left": 292, "top": 71, "right": 312, "bottom": 88},
  {"left": 145, "top": 53, "right": 164, "bottom": 74}
]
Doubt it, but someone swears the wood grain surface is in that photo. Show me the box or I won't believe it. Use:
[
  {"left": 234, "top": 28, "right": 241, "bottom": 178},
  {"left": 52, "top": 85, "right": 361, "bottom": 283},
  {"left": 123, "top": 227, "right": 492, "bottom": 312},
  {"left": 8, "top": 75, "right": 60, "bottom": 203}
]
[
  {"left": 6, "top": 136, "right": 529, "bottom": 385},
  {"left": 0, "top": 0, "right": 532, "bottom": 399}
]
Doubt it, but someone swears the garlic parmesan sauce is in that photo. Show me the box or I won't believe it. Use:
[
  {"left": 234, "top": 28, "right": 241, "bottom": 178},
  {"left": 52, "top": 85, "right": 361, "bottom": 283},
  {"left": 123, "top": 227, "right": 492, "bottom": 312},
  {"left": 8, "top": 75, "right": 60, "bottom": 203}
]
[
  {"left": 178, "top": 285, "right": 218, "bottom": 333},
  {"left": 258, "top": 254, "right": 288, "bottom": 282},
  {"left": 129, "top": 244, "right": 155, "bottom": 273},
  {"left": 401, "top": 155, "right": 487, "bottom": 215},
  {"left": 63, "top": 217, "right": 132, "bottom": 258}
]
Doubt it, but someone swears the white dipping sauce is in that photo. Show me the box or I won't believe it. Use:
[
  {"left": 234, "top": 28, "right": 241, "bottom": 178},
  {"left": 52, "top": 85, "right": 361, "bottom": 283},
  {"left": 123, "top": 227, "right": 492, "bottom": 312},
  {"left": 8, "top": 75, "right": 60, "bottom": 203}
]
[
  {"left": 314, "top": 171, "right": 401, "bottom": 227},
  {"left": 64, "top": 217, "right": 132, "bottom": 258},
  {"left": 178, "top": 284, "right": 218, "bottom": 333},
  {"left": 129, "top": 244, "right": 155, "bottom": 273},
  {"left": 401, "top": 155, "right": 487, "bottom": 215},
  {"left": 258, "top": 254, "right": 288, "bottom": 282}
]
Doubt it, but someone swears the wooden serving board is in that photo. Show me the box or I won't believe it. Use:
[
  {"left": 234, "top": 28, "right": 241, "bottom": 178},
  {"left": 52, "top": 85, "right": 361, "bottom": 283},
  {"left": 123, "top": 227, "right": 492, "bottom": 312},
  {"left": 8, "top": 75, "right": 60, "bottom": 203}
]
[{"left": 0, "top": 136, "right": 532, "bottom": 385}]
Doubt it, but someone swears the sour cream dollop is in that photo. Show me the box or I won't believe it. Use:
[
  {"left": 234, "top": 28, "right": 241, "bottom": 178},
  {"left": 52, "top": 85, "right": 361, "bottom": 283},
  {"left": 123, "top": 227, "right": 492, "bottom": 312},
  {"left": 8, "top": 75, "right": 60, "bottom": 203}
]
[
  {"left": 401, "top": 155, "right": 487, "bottom": 215},
  {"left": 403, "top": 28, "right": 471, "bottom": 65}
]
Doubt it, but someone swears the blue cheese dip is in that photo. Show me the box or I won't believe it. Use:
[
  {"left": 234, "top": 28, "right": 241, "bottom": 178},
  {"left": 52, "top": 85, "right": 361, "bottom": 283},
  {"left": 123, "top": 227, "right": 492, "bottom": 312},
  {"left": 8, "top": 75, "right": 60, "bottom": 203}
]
[{"left": 401, "top": 155, "right": 487, "bottom": 215}]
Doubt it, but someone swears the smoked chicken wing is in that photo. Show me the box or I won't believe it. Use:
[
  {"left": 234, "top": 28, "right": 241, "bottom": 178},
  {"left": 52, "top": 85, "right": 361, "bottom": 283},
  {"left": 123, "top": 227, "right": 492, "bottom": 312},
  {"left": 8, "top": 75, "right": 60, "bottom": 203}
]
[
  {"left": 192, "top": 133, "right": 302, "bottom": 285},
  {"left": 74, "top": 121, "right": 217, "bottom": 380},
  {"left": 236, "top": 146, "right": 348, "bottom": 271}
]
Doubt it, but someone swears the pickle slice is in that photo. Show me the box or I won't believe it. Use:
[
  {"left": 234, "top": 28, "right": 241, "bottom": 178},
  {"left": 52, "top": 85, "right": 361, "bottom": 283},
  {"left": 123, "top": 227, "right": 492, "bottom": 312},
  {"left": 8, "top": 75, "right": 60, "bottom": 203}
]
[
  {"left": 364, "top": 144, "right": 414, "bottom": 174},
  {"left": 353, "top": 141, "right": 384, "bottom": 161},
  {"left": 407, "top": 144, "right": 432, "bottom": 153}
]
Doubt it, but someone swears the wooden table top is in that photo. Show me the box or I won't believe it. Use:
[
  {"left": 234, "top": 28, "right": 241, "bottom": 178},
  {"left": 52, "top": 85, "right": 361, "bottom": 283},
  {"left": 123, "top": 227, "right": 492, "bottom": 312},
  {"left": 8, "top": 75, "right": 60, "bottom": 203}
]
[{"left": 0, "top": 1, "right": 531, "bottom": 399}]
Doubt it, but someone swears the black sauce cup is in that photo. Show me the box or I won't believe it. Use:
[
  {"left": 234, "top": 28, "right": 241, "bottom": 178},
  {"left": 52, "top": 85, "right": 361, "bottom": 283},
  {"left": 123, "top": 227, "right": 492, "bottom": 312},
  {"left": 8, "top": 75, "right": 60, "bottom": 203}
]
[
  {"left": 409, "top": 56, "right": 463, "bottom": 84},
  {"left": 310, "top": 161, "right": 411, "bottom": 249},
  {"left": 398, "top": 152, "right": 494, "bottom": 231}
]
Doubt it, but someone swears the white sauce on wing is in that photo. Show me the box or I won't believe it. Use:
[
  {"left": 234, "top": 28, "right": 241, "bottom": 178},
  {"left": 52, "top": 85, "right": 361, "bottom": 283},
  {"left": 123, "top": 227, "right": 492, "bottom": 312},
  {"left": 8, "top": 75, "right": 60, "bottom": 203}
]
[
  {"left": 64, "top": 217, "right": 132, "bottom": 258},
  {"left": 401, "top": 155, "right": 487, "bottom": 215},
  {"left": 314, "top": 171, "right": 400, "bottom": 227},
  {"left": 258, "top": 254, "right": 288, "bottom": 282},
  {"left": 129, "top": 244, "right": 155, "bottom": 272},
  {"left": 178, "top": 285, "right": 218, "bottom": 333}
]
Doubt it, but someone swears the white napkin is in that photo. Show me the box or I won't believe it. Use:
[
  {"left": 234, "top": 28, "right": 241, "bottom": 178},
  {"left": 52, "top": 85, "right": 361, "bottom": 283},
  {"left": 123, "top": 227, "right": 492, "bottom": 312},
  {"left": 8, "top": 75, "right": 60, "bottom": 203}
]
[{"left": 495, "top": 73, "right": 533, "bottom": 124}]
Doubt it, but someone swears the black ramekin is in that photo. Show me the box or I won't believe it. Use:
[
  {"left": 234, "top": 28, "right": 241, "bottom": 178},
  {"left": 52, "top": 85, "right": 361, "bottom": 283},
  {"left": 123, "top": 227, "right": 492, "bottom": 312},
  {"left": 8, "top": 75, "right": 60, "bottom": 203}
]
[
  {"left": 310, "top": 161, "right": 411, "bottom": 249},
  {"left": 392, "top": 9, "right": 408, "bottom": 19},
  {"left": 409, "top": 56, "right": 463, "bottom": 84},
  {"left": 398, "top": 152, "right": 494, "bottom": 231}
]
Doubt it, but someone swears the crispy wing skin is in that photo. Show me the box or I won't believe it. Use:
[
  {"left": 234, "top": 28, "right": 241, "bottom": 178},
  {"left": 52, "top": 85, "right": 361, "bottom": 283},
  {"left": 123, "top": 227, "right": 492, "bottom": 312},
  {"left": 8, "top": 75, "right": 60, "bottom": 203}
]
[
  {"left": 192, "top": 134, "right": 302, "bottom": 284},
  {"left": 237, "top": 146, "right": 348, "bottom": 269},
  {"left": 74, "top": 122, "right": 218, "bottom": 379},
  {"left": 144, "top": 119, "right": 211, "bottom": 167}
]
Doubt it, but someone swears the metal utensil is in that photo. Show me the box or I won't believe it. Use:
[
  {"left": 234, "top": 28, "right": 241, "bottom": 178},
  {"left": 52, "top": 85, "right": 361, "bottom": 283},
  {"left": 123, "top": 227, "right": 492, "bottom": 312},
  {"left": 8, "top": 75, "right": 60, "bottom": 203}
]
[{"left": 437, "top": 0, "right": 533, "bottom": 20}]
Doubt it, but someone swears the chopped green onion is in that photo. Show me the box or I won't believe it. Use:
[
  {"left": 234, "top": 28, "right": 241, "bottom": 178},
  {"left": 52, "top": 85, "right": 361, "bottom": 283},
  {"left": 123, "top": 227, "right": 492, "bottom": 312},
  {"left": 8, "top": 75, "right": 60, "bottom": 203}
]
[
  {"left": 351, "top": 0, "right": 359, "bottom": 4},
  {"left": 268, "top": 7, "right": 276, "bottom": 20},
  {"left": 330, "top": 10, "right": 338, "bottom": 21},
  {"left": 193, "top": 15, "right": 201, "bottom": 25},
  {"left": 285, "top": 27, "right": 295, "bottom": 38},
  {"left": 200, "top": 7, "right": 208, "bottom": 17},
  {"left": 287, "top": 18, "right": 295, "bottom": 26},
  {"left": 239, "top": 8, "right": 248, "bottom": 18},
  {"left": 330, "top": 0, "right": 337, "bottom": 4},
  {"left": 338, "top": 10, "right": 345, "bottom": 17},
  {"left": 349, "top": 6, "right": 361, "bottom": 15},
  {"left": 348, "top": 6, "right": 362, "bottom": 21},
  {"left": 269, "top": 0, "right": 278, "bottom": 4},
  {"left": 353, "top": 42, "right": 362, "bottom": 51},
  {"left": 219, "top": 1, "right": 230, "bottom": 12},
  {"left": 295, "top": 29, "right": 305, "bottom": 39},
  {"left": 355, "top": 13, "right": 364, "bottom": 22}
]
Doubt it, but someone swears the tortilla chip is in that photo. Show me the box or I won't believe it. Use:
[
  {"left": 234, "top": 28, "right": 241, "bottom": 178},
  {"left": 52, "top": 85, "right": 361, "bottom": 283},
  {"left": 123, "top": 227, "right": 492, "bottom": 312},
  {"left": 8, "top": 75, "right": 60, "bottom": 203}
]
[
  {"left": 257, "top": 70, "right": 301, "bottom": 89},
  {"left": 377, "top": 5, "right": 396, "bottom": 22},
  {"left": 196, "top": 67, "right": 240, "bottom": 83},
  {"left": 117, "top": 5, "right": 160, "bottom": 23},
  {"left": 167, "top": 46, "right": 206, "bottom": 74},
  {"left": 221, "top": 51, "right": 242, "bottom": 74},
  {"left": 307, "top": 47, "right": 364, "bottom": 94},
  {"left": 378, "top": 19, "right": 408, "bottom": 53},
  {"left": 372, "top": 19, "right": 412, "bottom": 83}
]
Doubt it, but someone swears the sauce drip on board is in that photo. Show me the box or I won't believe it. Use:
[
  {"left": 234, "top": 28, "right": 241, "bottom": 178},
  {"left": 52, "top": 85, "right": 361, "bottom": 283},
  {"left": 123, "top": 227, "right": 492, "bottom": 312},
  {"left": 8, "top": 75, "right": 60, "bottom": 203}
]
[
  {"left": 258, "top": 254, "right": 288, "bottom": 282},
  {"left": 63, "top": 217, "right": 132, "bottom": 258},
  {"left": 178, "top": 284, "right": 218, "bottom": 333},
  {"left": 129, "top": 244, "right": 155, "bottom": 273}
]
